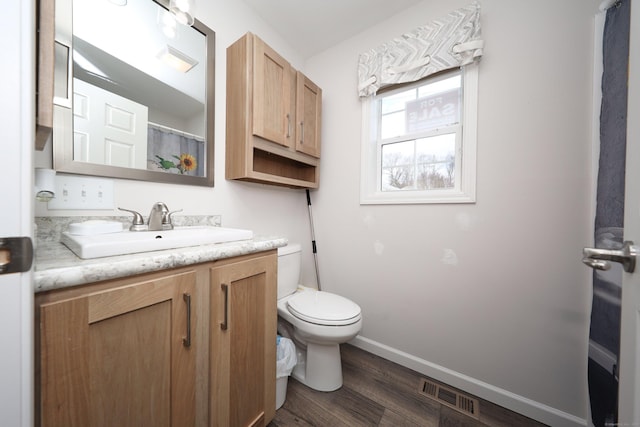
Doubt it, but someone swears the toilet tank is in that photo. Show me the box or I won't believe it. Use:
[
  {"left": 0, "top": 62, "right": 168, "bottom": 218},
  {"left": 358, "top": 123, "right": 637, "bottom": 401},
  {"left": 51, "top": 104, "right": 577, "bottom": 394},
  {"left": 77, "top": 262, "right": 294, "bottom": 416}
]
[{"left": 277, "top": 243, "right": 301, "bottom": 299}]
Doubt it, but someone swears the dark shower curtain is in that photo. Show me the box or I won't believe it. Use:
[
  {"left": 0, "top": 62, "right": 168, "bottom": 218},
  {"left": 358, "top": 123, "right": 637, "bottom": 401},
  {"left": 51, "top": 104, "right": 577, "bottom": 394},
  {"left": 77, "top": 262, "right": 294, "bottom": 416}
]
[{"left": 589, "top": 1, "right": 630, "bottom": 426}]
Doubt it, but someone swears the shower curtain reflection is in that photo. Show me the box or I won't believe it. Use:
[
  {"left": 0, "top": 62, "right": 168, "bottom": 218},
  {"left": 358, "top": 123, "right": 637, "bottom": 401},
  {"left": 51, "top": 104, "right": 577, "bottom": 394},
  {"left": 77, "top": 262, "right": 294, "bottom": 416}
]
[{"left": 147, "top": 123, "right": 205, "bottom": 177}]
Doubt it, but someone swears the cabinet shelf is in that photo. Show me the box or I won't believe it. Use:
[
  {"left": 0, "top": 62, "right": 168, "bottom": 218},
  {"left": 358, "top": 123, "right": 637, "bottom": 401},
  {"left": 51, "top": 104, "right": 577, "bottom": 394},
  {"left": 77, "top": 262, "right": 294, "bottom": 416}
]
[{"left": 253, "top": 148, "right": 318, "bottom": 184}]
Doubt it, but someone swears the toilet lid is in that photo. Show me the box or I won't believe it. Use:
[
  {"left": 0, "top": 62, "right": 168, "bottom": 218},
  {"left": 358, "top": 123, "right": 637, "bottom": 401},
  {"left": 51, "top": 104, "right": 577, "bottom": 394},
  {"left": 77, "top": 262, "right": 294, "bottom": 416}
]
[{"left": 287, "top": 290, "right": 361, "bottom": 326}]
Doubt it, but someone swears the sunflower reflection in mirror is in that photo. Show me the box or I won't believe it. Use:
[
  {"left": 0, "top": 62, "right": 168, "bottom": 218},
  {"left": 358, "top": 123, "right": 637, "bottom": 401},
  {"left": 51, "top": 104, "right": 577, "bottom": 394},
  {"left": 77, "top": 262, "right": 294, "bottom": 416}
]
[
  {"left": 155, "top": 153, "right": 198, "bottom": 174},
  {"left": 147, "top": 124, "right": 205, "bottom": 176}
]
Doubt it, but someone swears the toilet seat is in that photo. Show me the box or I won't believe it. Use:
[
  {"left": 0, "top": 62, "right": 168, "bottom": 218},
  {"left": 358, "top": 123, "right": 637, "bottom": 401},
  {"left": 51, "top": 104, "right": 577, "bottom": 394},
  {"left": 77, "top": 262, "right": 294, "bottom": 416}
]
[{"left": 287, "top": 290, "right": 361, "bottom": 326}]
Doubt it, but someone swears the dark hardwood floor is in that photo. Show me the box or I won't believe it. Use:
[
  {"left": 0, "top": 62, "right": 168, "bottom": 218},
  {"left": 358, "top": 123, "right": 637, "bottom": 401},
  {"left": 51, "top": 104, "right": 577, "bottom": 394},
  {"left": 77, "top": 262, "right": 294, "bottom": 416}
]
[{"left": 269, "top": 344, "right": 548, "bottom": 427}]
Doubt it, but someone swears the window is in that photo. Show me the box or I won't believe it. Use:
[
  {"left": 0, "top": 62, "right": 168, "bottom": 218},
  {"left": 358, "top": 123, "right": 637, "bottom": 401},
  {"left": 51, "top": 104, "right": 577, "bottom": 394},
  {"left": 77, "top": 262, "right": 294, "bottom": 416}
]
[{"left": 360, "top": 64, "right": 478, "bottom": 204}]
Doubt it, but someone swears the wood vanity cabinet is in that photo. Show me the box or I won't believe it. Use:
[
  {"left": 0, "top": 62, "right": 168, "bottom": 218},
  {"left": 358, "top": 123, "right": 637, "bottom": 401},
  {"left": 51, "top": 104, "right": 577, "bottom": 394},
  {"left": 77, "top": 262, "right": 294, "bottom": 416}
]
[
  {"left": 37, "top": 268, "right": 198, "bottom": 427},
  {"left": 226, "top": 32, "right": 322, "bottom": 188},
  {"left": 36, "top": 251, "right": 278, "bottom": 427},
  {"left": 209, "top": 252, "right": 277, "bottom": 427}
]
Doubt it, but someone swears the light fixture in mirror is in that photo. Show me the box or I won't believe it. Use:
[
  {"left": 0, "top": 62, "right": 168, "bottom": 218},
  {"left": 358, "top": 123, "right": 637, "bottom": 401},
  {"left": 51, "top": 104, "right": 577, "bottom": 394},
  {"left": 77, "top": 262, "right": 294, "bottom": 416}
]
[
  {"left": 157, "top": 45, "right": 198, "bottom": 73},
  {"left": 52, "top": 0, "right": 215, "bottom": 187},
  {"left": 170, "top": 0, "right": 195, "bottom": 26}
]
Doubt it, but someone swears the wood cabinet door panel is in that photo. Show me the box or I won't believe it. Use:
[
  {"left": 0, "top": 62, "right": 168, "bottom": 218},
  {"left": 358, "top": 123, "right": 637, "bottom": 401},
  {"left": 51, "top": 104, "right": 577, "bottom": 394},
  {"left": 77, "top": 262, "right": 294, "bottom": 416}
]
[
  {"left": 210, "top": 254, "right": 277, "bottom": 427},
  {"left": 295, "top": 71, "right": 322, "bottom": 158},
  {"left": 39, "top": 271, "right": 197, "bottom": 427},
  {"left": 89, "top": 300, "right": 172, "bottom": 427},
  {"left": 253, "top": 37, "right": 291, "bottom": 147}
]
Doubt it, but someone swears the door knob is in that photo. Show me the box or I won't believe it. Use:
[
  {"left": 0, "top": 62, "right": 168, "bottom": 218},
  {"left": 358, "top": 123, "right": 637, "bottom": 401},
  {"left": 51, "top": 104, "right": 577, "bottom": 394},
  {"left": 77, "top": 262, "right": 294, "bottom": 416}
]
[
  {"left": 582, "top": 240, "right": 637, "bottom": 273},
  {"left": 0, "top": 237, "right": 33, "bottom": 274}
]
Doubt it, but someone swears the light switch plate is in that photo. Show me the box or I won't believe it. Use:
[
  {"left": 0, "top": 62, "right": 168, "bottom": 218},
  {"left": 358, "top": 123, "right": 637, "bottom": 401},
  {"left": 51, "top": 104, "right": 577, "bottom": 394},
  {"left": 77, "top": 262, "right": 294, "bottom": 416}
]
[{"left": 47, "top": 175, "right": 115, "bottom": 210}]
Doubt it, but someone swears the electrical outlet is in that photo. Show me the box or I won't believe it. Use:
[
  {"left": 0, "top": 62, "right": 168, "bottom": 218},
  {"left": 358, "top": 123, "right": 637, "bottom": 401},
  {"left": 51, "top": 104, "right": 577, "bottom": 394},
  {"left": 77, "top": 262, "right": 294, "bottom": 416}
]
[{"left": 47, "top": 175, "right": 115, "bottom": 210}]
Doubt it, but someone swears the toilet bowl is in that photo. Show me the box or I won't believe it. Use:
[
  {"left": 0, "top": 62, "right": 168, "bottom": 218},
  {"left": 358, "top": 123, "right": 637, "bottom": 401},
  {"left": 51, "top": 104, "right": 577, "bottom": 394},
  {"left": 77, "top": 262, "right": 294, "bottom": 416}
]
[{"left": 277, "top": 244, "right": 362, "bottom": 392}]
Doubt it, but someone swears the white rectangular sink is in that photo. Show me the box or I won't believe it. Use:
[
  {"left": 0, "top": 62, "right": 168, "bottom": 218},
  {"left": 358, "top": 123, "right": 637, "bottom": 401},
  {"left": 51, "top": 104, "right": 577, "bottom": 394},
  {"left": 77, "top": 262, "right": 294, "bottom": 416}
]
[{"left": 61, "top": 226, "right": 254, "bottom": 259}]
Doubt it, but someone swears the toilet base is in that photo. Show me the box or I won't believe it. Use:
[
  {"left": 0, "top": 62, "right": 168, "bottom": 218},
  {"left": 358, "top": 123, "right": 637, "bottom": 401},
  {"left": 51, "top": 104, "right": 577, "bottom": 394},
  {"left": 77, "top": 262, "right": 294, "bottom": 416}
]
[{"left": 292, "top": 342, "right": 343, "bottom": 392}]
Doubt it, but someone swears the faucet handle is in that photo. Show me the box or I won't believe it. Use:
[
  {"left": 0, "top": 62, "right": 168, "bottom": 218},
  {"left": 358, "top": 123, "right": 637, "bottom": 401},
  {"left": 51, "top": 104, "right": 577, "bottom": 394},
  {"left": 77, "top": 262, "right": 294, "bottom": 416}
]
[
  {"left": 166, "top": 209, "right": 183, "bottom": 225},
  {"left": 118, "top": 207, "right": 146, "bottom": 231},
  {"left": 161, "top": 209, "right": 183, "bottom": 230}
]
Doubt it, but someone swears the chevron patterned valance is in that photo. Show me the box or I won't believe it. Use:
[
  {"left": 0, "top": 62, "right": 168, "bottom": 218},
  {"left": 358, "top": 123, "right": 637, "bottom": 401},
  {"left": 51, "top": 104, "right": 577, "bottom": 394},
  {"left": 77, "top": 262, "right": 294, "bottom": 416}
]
[{"left": 358, "top": 2, "right": 483, "bottom": 97}]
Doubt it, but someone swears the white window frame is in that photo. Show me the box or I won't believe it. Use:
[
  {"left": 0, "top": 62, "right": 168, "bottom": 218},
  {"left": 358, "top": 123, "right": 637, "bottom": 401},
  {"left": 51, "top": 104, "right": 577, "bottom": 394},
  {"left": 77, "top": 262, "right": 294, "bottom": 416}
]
[{"left": 360, "top": 63, "right": 479, "bottom": 204}]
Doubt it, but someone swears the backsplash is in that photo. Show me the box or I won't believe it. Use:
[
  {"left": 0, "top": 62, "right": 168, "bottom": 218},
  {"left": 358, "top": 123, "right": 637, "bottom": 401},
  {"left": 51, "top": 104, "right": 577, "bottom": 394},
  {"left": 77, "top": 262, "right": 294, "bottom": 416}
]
[{"left": 35, "top": 215, "right": 222, "bottom": 243}]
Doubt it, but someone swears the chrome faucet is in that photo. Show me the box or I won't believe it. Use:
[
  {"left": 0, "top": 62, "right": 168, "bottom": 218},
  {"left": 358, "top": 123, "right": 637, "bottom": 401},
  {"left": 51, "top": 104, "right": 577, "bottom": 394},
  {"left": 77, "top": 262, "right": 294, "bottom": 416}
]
[
  {"left": 148, "top": 202, "right": 171, "bottom": 231},
  {"left": 118, "top": 202, "right": 181, "bottom": 231}
]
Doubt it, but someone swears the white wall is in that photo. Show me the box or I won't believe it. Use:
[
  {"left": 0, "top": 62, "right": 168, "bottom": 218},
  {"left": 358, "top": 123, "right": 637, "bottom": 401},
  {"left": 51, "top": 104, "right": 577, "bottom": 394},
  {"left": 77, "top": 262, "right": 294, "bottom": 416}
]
[{"left": 304, "top": 0, "right": 596, "bottom": 425}]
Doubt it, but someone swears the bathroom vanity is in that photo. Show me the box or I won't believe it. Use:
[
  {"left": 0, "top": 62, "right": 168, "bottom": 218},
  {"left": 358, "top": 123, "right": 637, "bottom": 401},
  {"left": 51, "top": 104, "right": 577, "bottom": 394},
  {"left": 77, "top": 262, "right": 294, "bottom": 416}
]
[{"left": 34, "top": 225, "right": 285, "bottom": 427}]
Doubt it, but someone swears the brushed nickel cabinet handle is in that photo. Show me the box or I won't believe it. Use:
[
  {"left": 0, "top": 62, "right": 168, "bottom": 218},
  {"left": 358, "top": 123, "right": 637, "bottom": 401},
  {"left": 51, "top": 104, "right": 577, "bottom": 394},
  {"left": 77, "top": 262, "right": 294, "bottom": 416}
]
[
  {"left": 220, "top": 284, "right": 229, "bottom": 330},
  {"left": 286, "top": 114, "right": 291, "bottom": 138},
  {"left": 300, "top": 121, "right": 304, "bottom": 144},
  {"left": 183, "top": 293, "right": 192, "bottom": 347}
]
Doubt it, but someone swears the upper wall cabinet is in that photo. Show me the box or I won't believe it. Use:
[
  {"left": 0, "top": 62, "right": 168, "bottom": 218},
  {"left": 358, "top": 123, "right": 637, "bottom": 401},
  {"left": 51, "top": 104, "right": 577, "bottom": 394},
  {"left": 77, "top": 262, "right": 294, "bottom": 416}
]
[{"left": 226, "top": 32, "right": 322, "bottom": 189}]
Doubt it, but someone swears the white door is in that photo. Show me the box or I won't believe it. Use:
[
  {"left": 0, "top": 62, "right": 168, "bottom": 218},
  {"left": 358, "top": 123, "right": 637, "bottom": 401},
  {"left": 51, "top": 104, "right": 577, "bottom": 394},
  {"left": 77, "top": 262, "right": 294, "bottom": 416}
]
[
  {"left": 73, "top": 78, "right": 148, "bottom": 169},
  {"left": 618, "top": 1, "right": 640, "bottom": 422},
  {"left": 0, "top": 1, "right": 34, "bottom": 426}
]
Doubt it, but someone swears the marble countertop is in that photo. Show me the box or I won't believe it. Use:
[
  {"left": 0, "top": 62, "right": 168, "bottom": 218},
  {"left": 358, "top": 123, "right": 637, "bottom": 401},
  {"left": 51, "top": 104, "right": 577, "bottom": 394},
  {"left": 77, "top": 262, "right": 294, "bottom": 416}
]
[{"left": 34, "top": 236, "right": 287, "bottom": 293}]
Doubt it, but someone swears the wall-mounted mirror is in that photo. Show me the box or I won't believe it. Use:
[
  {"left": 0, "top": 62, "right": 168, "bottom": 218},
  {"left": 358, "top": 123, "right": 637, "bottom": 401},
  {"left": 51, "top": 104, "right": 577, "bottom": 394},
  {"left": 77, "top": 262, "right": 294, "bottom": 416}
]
[{"left": 52, "top": 0, "right": 215, "bottom": 186}]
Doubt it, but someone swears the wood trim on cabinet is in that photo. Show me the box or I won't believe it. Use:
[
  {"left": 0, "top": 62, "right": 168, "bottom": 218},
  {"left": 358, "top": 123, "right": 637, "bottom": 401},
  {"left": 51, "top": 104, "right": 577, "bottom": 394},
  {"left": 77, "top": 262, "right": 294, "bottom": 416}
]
[{"left": 36, "top": 0, "right": 55, "bottom": 150}]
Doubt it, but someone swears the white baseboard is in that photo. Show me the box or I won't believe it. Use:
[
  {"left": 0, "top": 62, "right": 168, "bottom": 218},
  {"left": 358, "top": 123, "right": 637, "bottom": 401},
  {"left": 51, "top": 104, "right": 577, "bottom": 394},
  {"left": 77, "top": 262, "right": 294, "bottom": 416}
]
[{"left": 349, "top": 335, "right": 587, "bottom": 427}]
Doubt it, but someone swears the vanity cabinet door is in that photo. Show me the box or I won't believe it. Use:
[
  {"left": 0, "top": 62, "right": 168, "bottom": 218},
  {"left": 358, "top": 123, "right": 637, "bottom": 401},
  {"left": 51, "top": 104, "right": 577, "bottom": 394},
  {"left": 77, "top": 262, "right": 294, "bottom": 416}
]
[
  {"left": 38, "top": 270, "right": 197, "bottom": 427},
  {"left": 210, "top": 253, "right": 277, "bottom": 427}
]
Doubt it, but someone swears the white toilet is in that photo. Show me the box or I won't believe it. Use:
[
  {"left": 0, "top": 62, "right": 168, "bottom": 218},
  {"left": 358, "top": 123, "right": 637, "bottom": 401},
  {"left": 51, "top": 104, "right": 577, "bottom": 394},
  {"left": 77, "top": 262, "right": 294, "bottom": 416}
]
[{"left": 277, "top": 243, "right": 362, "bottom": 392}]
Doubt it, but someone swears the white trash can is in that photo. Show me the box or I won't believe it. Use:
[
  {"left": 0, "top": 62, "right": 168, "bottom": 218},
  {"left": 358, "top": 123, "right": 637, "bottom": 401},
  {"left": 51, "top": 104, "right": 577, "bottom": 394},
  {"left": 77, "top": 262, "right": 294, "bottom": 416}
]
[{"left": 275, "top": 335, "right": 297, "bottom": 410}]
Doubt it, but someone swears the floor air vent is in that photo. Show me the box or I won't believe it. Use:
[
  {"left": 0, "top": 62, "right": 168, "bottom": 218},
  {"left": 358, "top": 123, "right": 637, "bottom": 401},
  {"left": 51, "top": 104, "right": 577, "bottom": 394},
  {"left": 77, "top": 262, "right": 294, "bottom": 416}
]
[{"left": 418, "top": 378, "right": 480, "bottom": 419}]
